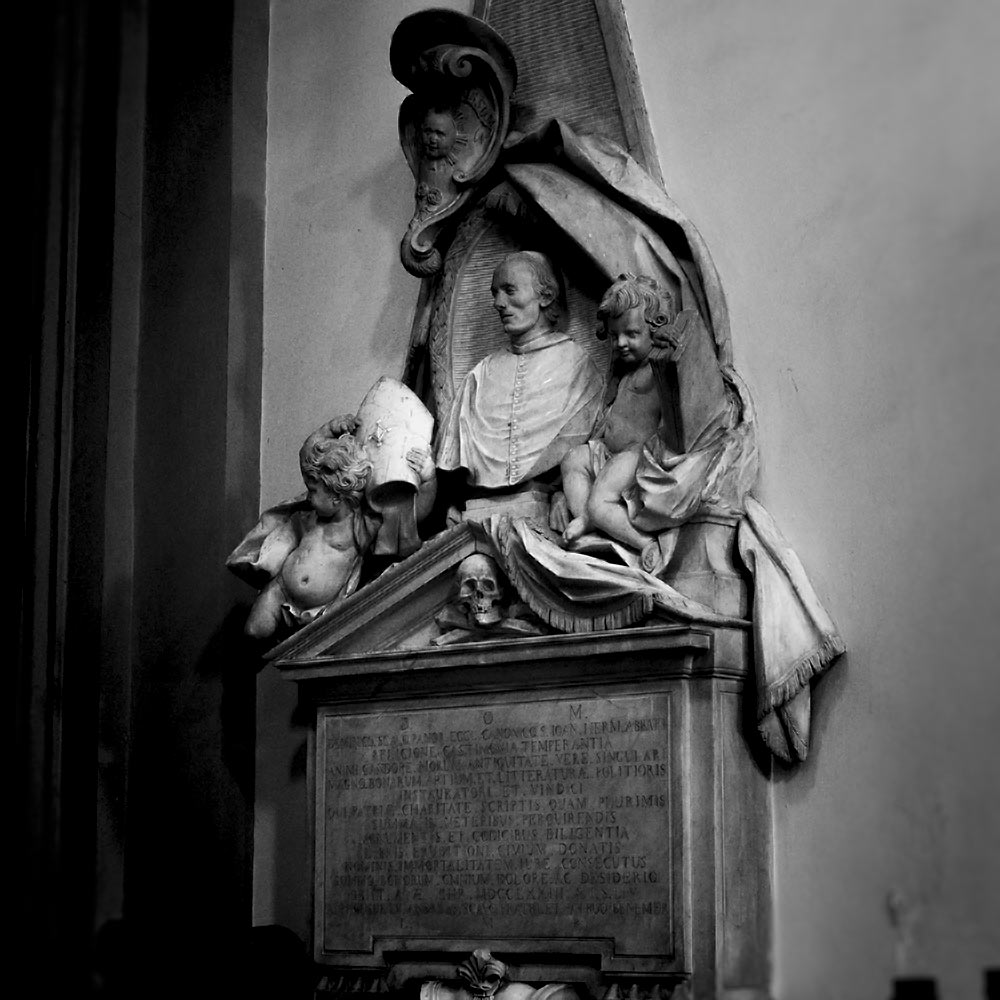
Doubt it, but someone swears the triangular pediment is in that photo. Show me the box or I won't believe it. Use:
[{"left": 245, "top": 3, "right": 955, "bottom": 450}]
[{"left": 267, "top": 522, "right": 496, "bottom": 664}]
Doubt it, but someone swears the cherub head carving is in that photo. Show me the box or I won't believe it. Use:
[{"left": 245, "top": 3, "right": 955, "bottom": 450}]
[
  {"left": 298, "top": 432, "right": 372, "bottom": 518},
  {"left": 596, "top": 272, "right": 676, "bottom": 368},
  {"left": 419, "top": 107, "right": 459, "bottom": 160}
]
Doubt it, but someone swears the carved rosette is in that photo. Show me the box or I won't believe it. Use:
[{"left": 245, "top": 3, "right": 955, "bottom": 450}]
[{"left": 390, "top": 10, "right": 517, "bottom": 276}]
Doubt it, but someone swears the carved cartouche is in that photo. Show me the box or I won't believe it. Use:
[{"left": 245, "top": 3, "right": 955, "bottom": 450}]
[{"left": 391, "top": 11, "right": 516, "bottom": 276}]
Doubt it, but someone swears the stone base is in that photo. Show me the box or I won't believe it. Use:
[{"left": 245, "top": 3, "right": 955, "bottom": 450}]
[
  {"left": 280, "top": 624, "right": 772, "bottom": 1000},
  {"left": 660, "top": 514, "right": 748, "bottom": 619},
  {"left": 463, "top": 490, "right": 551, "bottom": 526}
]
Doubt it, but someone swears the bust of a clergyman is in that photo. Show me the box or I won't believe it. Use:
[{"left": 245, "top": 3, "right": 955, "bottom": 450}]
[{"left": 436, "top": 251, "right": 604, "bottom": 491}]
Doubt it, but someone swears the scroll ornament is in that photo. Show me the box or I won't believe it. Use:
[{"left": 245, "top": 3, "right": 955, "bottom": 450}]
[{"left": 391, "top": 9, "right": 516, "bottom": 276}]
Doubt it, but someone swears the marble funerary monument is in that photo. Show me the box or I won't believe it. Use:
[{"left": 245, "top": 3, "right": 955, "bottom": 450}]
[{"left": 229, "top": 7, "right": 844, "bottom": 999}]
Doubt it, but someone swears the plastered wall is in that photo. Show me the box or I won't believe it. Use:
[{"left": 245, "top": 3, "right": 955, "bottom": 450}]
[
  {"left": 627, "top": 2, "right": 1000, "bottom": 997},
  {"left": 258, "top": 1, "right": 1000, "bottom": 995}
]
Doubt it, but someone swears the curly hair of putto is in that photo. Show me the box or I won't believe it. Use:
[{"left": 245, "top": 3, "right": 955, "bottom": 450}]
[
  {"left": 299, "top": 433, "right": 372, "bottom": 507},
  {"left": 596, "top": 272, "right": 676, "bottom": 334}
]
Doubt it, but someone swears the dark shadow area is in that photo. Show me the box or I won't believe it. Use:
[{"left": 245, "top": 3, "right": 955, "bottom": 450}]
[
  {"left": 205, "top": 602, "right": 262, "bottom": 803},
  {"left": 238, "top": 925, "right": 316, "bottom": 1000},
  {"left": 92, "top": 919, "right": 308, "bottom": 1000},
  {"left": 739, "top": 656, "right": 776, "bottom": 782}
]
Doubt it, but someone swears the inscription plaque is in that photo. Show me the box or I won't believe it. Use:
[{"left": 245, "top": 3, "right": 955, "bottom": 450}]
[{"left": 318, "top": 692, "right": 674, "bottom": 958}]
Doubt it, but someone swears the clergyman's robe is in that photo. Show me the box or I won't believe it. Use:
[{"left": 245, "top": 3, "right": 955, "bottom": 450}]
[{"left": 436, "top": 331, "right": 603, "bottom": 489}]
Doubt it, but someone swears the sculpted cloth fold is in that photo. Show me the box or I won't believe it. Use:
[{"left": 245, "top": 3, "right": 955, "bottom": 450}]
[
  {"left": 436, "top": 331, "right": 603, "bottom": 489},
  {"left": 433, "top": 119, "right": 846, "bottom": 762}
]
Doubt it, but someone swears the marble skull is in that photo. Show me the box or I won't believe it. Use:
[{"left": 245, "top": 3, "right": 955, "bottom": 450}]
[{"left": 456, "top": 554, "right": 504, "bottom": 627}]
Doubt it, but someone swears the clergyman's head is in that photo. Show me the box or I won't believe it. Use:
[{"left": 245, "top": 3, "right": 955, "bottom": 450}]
[{"left": 490, "top": 251, "right": 562, "bottom": 338}]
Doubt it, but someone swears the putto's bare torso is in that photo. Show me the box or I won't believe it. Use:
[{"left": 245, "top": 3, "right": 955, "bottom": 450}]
[{"left": 279, "top": 510, "right": 363, "bottom": 610}]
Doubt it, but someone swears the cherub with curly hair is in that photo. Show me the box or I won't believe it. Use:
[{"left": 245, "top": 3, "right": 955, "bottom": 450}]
[
  {"left": 230, "top": 415, "right": 434, "bottom": 640},
  {"left": 558, "top": 273, "right": 675, "bottom": 550}
]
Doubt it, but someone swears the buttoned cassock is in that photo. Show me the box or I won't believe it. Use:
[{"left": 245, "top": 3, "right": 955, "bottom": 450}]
[{"left": 436, "top": 332, "right": 604, "bottom": 488}]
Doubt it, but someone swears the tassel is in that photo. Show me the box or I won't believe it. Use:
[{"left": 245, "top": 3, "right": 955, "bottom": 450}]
[{"left": 757, "top": 633, "right": 846, "bottom": 718}]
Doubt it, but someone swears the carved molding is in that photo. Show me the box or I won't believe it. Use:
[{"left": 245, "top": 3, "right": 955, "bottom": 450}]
[{"left": 591, "top": 0, "right": 664, "bottom": 185}]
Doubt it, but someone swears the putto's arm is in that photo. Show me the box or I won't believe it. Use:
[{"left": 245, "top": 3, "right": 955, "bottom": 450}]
[{"left": 407, "top": 447, "right": 438, "bottom": 522}]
